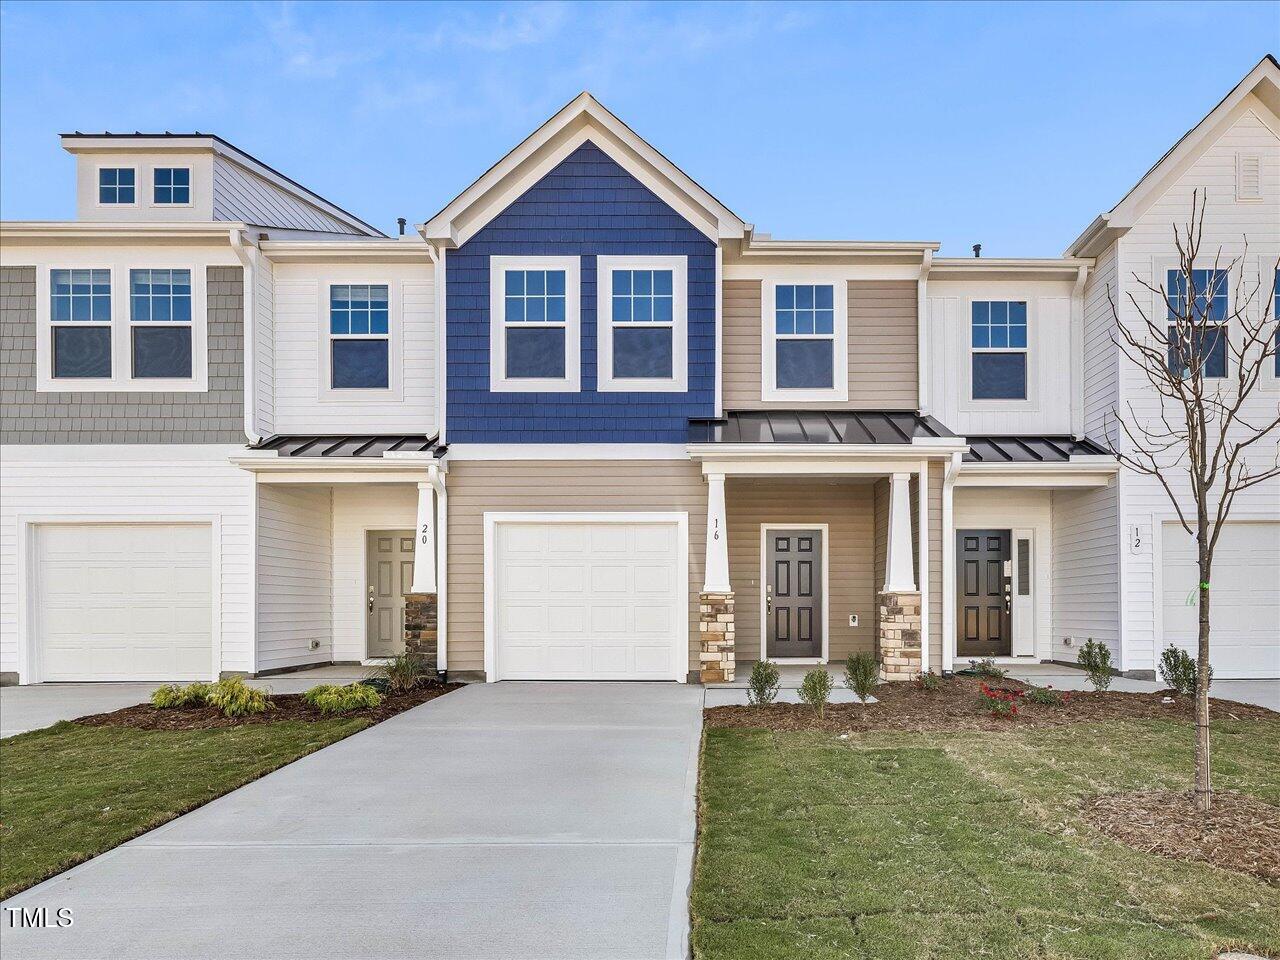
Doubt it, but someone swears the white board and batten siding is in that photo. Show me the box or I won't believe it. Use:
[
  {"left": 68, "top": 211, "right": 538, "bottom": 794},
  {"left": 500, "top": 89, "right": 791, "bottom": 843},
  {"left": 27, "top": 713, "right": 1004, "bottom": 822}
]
[
  {"left": 927, "top": 278, "right": 1075, "bottom": 435},
  {"left": 1109, "top": 96, "right": 1280, "bottom": 673},
  {"left": 255, "top": 484, "right": 332, "bottom": 673},
  {"left": 270, "top": 261, "right": 437, "bottom": 435},
  {"left": 0, "top": 445, "right": 254, "bottom": 683}
]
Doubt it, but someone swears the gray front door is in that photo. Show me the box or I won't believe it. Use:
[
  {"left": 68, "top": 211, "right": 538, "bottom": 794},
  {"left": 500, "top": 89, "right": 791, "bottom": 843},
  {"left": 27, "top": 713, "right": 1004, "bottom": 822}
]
[
  {"left": 766, "top": 529, "right": 823, "bottom": 659},
  {"left": 366, "top": 530, "right": 415, "bottom": 658}
]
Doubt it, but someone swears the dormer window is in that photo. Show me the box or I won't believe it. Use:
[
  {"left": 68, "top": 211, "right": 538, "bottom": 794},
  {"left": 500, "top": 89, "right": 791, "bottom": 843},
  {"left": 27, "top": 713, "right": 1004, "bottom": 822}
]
[
  {"left": 98, "top": 168, "right": 136, "bottom": 205},
  {"left": 153, "top": 167, "right": 191, "bottom": 205}
]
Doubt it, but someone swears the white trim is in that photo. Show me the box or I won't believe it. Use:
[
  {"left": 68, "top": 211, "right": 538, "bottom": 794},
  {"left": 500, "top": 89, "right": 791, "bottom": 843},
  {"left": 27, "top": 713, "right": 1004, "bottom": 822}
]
[
  {"left": 150, "top": 164, "right": 195, "bottom": 209},
  {"left": 917, "top": 249, "right": 932, "bottom": 413},
  {"left": 317, "top": 278, "right": 403, "bottom": 402},
  {"left": 595, "top": 255, "right": 688, "bottom": 393},
  {"left": 446, "top": 443, "right": 689, "bottom": 461},
  {"left": 758, "top": 523, "right": 831, "bottom": 664},
  {"left": 760, "top": 278, "right": 849, "bottom": 402},
  {"left": 1011, "top": 526, "right": 1035, "bottom": 657},
  {"left": 432, "top": 245, "right": 448, "bottom": 443},
  {"left": 714, "top": 246, "right": 724, "bottom": 417},
  {"left": 482, "top": 511, "right": 690, "bottom": 683},
  {"left": 434, "top": 470, "right": 448, "bottom": 671},
  {"left": 917, "top": 462, "right": 930, "bottom": 673},
  {"left": 488, "top": 255, "right": 581, "bottom": 393},
  {"left": 17, "top": 515, "right": 222, "bottom": 684},
  {"left": 940, "top": 452, "right": 961, "bottom": 674},
  {"left": 1070, "top": 264, "right": 1089, "bottom": 437},
  {"left": 963, "top": 297, "right": 1033, "bottom": 408},
  {"left": 724, "top": 263, "right": 922, "bottom": 281},
  {"left": 92, "top": 163, "right": 139, "bottom": 209}
]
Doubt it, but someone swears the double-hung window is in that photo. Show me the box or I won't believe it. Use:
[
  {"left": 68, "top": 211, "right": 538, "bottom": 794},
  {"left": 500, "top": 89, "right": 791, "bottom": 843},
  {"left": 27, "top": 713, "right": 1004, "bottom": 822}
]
[
  {"left": 98, "top": 168, "right": 135, "bottom": 205},
  {"left": 130, "top": 269, "right": 193, "bottom": 378},
  {"left": 153, "top": 167, "right": 191, "bottom": 205},
  {"left": 51, "top": 269, "right": 112, "bottom": 378},
  {"left": 764, "top": 281, "right": 848, "bottom": 400},
  {"left": 329, "top": 284, "right": 390, "bottom": 389},
  {"left": 596, "top": 256, "right": 687, "bottom": 392},
  {"left": 489, "top": 256, "right": 580, "bottom": 392},
  {"left": 1166, "top": 269, "right": 1228, "bottom": 379},
  {"left": 971, "top": 301, "right": 1028, "bottom": 400}
]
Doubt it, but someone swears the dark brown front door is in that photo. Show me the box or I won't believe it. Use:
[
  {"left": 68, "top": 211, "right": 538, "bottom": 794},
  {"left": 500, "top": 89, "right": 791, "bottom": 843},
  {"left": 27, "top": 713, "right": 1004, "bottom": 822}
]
[
  {"left": 766, "top": 529, "right": 823, "bottom": 659},
  {"left": 957, "top": 530, "right": 1011, "bottom": 658}
]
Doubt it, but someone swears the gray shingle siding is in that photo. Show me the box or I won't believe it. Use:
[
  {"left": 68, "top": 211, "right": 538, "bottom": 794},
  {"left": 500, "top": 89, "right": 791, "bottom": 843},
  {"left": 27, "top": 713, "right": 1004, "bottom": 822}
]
[{"left": 0, "top": 265, "right": 246, "bottom": 443}]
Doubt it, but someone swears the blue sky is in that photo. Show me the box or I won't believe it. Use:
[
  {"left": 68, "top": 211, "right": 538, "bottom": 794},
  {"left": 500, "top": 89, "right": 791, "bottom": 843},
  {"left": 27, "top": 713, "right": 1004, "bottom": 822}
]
[{"left": 1, "top": 1, "right": 1276, "bottom": 254}]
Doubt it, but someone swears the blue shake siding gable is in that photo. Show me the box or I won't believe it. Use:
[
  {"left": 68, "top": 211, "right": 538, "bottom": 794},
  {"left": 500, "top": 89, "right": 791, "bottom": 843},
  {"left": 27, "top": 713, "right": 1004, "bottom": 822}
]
[{"left": 445, "top": 141, "right": 717, "bottom": 443}]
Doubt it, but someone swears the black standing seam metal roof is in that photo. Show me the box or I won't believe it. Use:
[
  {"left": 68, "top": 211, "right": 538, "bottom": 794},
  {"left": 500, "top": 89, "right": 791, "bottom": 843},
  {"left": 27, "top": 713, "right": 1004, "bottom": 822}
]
[
  {"left": 250, "top": 435, "right": 442, "bottom": 458},
  {"left": 687, "top": 410, "right": 957, "bottom": 445},
  {"left": 962, "top": 436, "right": 1110, "bottom": 463}
]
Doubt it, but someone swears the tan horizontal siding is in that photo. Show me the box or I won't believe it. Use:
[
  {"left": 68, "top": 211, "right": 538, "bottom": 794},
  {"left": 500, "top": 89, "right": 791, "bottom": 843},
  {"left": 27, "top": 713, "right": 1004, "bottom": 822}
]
[
  {"left": 445, "top": 460, "right": 707, "bottom": 677},
  {"left": 722, "top": 279, "right": 919, "bottom": 410}
]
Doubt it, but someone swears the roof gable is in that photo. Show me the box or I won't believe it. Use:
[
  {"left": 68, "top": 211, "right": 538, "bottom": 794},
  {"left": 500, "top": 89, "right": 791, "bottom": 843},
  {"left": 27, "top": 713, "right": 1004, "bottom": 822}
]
[{"left": 421, "top": 93, "right": 746, "bottom": 248}]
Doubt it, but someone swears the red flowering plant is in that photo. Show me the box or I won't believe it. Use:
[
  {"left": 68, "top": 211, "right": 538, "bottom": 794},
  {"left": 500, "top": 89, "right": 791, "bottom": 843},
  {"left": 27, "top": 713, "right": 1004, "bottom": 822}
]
[{"left": 977, "top": 682, "right": 1024, "bottom": 718}]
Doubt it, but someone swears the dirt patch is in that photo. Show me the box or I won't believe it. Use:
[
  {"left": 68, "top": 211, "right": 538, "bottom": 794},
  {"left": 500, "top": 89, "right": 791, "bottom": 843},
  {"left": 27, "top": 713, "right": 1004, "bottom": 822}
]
[
  {"left": 1083, "top": 790, "right": 1280, "bottom": 883},
  {"left": 705, "top": 675, "right": 1277, "bottom": 733},
  {"left": 73, "top": 683, "right": 462, "bottom": 731}
]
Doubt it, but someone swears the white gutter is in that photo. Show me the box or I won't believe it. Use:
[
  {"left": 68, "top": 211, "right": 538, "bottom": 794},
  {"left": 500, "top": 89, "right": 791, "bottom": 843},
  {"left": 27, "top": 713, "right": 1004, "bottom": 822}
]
[
  {"left": 940, "top": 451, "right": 962, "bottom": 674},
  {"left": 229, "top": 228, "right": 262, "bottom": 445},
  {"left": 917, "top": 249, "right": 932, "bottom": 414}
]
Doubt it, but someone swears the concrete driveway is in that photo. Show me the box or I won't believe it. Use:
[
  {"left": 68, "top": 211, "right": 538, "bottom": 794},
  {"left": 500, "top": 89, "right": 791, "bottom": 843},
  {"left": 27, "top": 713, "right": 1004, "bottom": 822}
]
[{"left": 1, "top": 682, "right": 703, "bottom": 960}]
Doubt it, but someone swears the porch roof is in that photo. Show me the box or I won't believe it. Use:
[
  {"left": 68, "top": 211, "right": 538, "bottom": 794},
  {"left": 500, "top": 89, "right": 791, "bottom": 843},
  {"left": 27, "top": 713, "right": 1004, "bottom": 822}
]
[
  {"left": 687, "top": 410, "right": 957, "bottom": 445},
  {"left": 963, "top": 435, "right": 1108, "bottom": 463},
  {"left": 249, "top": 434, "right": 444, "bottom": 459}
]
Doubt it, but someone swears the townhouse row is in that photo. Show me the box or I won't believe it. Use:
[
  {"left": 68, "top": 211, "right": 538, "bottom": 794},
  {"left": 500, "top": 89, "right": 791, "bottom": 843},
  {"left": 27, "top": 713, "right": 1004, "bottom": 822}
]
[{"left": 1, "top": 58, "right": 1277, "bottom": 686}]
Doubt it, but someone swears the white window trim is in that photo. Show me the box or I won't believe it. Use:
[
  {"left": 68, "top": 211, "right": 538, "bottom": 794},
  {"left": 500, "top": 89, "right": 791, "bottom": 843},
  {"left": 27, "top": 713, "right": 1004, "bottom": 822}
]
[
  {"left": 964, "top": 298, "right": 1035, "bottom": 410},
  {"left": 489, "top": 255, "right": 581, "bottom": 393},
  {"left": 1157, "top": 261, "right": 1232, "bottom": 382},
  {"left": 93, "top": 163, "right": 139, "bottom": 209},
  {"left": 36, "top": 264, "right": 209, "bottom": 393},
  {"left": 151, "top": 165, "right": 195, "bottom": 209},
  {"left": 595, "top": 255, "right": 688, "bottom": 393},
  {"left": 1264, "top": 257, "right": 1280, "bottom": 390},
  {"left": 760, "top": 278, "right": 848, "bottom": 402},
  {"left": 318, "top": 279, "right": 403, "bottom": 402}
]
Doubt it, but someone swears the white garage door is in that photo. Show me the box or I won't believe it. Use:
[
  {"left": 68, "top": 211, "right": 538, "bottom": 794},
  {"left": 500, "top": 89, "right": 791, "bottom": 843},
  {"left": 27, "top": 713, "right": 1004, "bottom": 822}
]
[
  {"left": 35, "top": 523, "right": 213, "bottom": 682},
  {"left": 1161, "top": 521, "right": 1280, "bottom": 680},
  {"left": 491, "top": 518, "right": 685, "bottom": 681}
]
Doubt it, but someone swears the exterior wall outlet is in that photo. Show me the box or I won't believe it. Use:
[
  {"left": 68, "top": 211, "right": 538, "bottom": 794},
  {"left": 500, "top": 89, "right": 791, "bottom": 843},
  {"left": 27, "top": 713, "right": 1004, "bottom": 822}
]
[
  {"left": 848, "top": 614, "right": 859, "bottom": 627},
  {"left": 309, "top": 639, "right": 320, "bottom": 651}
]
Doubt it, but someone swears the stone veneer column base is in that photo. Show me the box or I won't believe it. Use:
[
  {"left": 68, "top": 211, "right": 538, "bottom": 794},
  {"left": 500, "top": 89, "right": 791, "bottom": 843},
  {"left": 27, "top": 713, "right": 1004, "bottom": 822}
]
[
  {"left": 878, "top": 591, "right": 922, "bottom": 682},
  {"left": 699, "top": 592, "right": 735, "bottom": 684},
  {"left": 404, "top": 593, "right": 440, "bottom": 676}
]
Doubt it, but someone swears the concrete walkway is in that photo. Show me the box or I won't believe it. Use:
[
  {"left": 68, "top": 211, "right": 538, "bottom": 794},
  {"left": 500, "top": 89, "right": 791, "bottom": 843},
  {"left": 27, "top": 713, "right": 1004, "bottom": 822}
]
[{"left": 0, "top": 682, "right": 703, "bottom": 960}]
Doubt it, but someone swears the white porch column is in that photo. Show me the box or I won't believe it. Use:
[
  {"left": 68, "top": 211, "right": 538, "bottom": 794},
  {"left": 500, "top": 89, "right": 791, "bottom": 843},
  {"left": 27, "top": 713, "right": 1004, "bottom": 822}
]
[
  {"left": 884, "top": 472, "right": 917, "bottom": 593},
  {"left": 703, "top": 472, "right": 730, "bottom": 592},
  {"left": 410, "top": 479, "right": 437, "bottom": 594}
]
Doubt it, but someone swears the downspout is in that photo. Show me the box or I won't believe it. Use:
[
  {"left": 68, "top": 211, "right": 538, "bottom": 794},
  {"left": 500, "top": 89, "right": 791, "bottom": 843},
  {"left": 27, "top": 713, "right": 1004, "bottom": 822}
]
[
  {"left": 421, "top": 231, "right": 447, "bottom": 446},
  {"left": 941, "top": 451, "right": 962, "bottom": 674},
  {"left": 429, "top": 464, "right": 448, "bottom": 673},
  {"left": 229, "top": 228, "right": 262, "bottom": 445},
  {"left": 917, "top": 249, "right": 933, "bottom": 414},
  {"left": 1070, "top": 264, "right": 1089, "bottom": 439}
]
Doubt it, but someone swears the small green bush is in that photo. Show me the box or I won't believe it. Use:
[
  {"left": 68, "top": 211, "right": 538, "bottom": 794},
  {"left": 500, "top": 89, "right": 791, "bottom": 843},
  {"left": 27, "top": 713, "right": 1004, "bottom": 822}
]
[
  {"left": 205, "top": 676, "right": 273, "bottom": 718},
  {"left": 798, "top": 668, "right": 834, "bottom": 719},
  {"left": 1025, "top": 686, "right": 1064, "bottom": 707},
  {"left": 843, "top": 653, "right": 878, "bottom": 702},
  {"left": 746, "top": 659, "right": 781, "bottom": 705},
  {"left": 915, "top": 670, "right": 942, "bottom": 692},
  {"left": 150, "top": 682, "right": 213, "bottom": 709},
  {"left": 968, "top": 658, "right": 1007, "bottom": 680},
  {"left": 303, "top": 683, "right": 381, "bottom": 715},
  {"left": 379, "top": 653, "right": 430, "bottom": 694},
  {"left": 1076, "top": 638, "right": 1113, "bottom": 691},
  {"left": 1159, "top": 645, "right": 1210, "bottom": 697}
]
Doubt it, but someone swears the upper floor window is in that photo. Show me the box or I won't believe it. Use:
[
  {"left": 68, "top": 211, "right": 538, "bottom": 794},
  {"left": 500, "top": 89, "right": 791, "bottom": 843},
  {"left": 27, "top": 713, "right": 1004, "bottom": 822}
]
[
  {"left": 153, "top": 167, "right": 191, "bottom": 205},
  {"left": 596, "top": 256, "right": 687, "bottom": 392},
  {"left": 329, "top": 284, "right": 390, "bottom": 389},
  {"left": 971, "top": 300, "right": 1027, "bottom": 400},
  {"left": 130, "top": 269, "right": 192, "bottom": 379},
  {"left": 1272, "top": 269, "right": 1279, "bottom": 378},
  {"left": 763, "top": 281, "right": 848, "bottom": 401},
  {"left": 489, "top": 256, "right": 581, "bottom": 392},
  {"left": 1166, "top": 269, "right": 1227, "bottom": 379},
  {"left": 98, "top": 168, "right": 135, "bottom": 205},
  {"left": 51, "top": 269, "right": 112, "bottom": 379}
]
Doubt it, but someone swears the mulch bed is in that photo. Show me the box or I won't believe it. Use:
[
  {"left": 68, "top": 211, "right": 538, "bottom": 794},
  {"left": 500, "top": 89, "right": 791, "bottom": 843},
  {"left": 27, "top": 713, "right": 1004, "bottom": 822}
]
[
  {"left": 705, "top": 675, "right": 1277, "bottom": 734},
  {"left": 1082, "top": 790, "right": 1280, "bottom": 883},
  {"left": 73, "top": 683, "right": 462, "bottom": 731}
]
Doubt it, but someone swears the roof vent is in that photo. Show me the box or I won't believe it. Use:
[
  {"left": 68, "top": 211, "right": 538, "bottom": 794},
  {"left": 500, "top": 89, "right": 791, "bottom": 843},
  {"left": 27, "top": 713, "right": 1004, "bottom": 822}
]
[
  {"left": 972, "top": 243, "right": 982, "bottom": 258},
  {"left": 397, "top": 217, "right": 407, "bottom": 236}
]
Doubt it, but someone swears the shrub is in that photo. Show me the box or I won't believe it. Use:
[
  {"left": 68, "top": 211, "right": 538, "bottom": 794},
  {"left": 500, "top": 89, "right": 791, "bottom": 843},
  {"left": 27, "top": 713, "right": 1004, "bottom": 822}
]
[
  {"left": 1024, "top": 685, "right": 1065, "bottom": 707},
  {"left": 205, "top": 676, "right": 273, "bottom": 718},
  {"left": 915, "top": 670, "right": 942, "bottom": 692},
  {"left": 150, "top": 681, "right": 212, "bottom": 709},
  {"left": 1076, "top": 639, "right": 1114, "bottom": 691},
  {"left": 843, "top": 653, "right": 878, "bottom": 702},
  {"left": 1159, "top": 645, "right": 1211, "bottom": 697},
  {"left": 379, "top": 653, "right": 431, "bottom": 695},
  {"left": 798, "top": 668, "right": 834, "bottom": 719},
  {"left": 978, "top": 682, "right": 1023, "bottom": 718},
  {"left": 746, "top": 659, "right": 781, "bottom": 705},
  {"left": 303, "top": 683, "right": 381, "bottom": 715},
  {"left": 968, "top": 658, "right": 1007, "bottom": 680}
]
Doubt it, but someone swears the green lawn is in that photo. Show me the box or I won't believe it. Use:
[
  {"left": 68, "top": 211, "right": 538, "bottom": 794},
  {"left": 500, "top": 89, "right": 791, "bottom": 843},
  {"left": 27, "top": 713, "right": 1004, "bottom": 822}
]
[
  {"left": 0, "top": 718, "right": 368, "bottom": 899},
  {"left": 693, "top": 718, "right": 1280, "bottom": 960}
]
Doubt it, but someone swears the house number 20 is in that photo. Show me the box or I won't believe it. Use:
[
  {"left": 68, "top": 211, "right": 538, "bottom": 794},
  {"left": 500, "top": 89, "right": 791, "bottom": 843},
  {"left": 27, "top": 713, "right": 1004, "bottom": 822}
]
[{"left": 421, "top": 523, "right": 431, "bottom": 545}]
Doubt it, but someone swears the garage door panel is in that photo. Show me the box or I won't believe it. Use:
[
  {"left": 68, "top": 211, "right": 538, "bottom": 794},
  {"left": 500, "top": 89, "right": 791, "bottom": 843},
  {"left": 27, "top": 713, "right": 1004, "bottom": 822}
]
[
  {"left": 35, "top": 523, "right": 213, "bottom": 682},
  {"left": 590, "top": 564, "right": 630, "bottom": 593}
]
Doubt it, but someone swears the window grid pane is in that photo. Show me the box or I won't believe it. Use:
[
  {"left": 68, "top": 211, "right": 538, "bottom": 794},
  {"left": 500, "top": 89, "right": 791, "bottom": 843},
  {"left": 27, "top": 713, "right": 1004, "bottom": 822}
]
[
  {"left": 51, "top": 269, "right": 111, "bottom": 322},
  {"left": 154, "top": 167, "right": 191, "bottom": 205},
  {"left": 1167, "top": 269, "right": 1228, "bottom": 322},
  {"left": 611, "top": 270, "right": 673, "bottom": 325},
  {"left": 330, "top": 284, "right": 390, "bottom": 336},
  {"left": 98, "top": 168, "right": 135, "bottom": 204},
  {"left": 504, "top": 270, "right": 566, "bottom": 325},
  {"left": 971, "top": 300, "right": 1028, "bottom": 350},
  {"left": 130, "top": 269, "right": 192, "bottom": 323},
  {"left": 775, "top": 284, "right": 834, "bottom": 336}
]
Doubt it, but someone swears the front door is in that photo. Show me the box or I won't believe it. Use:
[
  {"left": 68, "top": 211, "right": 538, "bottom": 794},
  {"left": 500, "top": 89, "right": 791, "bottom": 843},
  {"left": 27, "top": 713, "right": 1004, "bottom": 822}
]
[
  {"left": 956, "top": 529, "right": 1011, "bottom": 658},
  {"left": 366, "top": 530, "right": 415, "bottom": 658},
  {"left": 765, "top": 529, "right": 823, "bottom": 659}
]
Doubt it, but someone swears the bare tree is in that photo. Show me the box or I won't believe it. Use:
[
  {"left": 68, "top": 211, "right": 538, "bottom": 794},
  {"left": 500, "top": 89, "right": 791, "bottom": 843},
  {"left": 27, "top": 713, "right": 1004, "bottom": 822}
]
[{"left": 1106, "top": 189, "right": 1280, "bottom": 812}]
